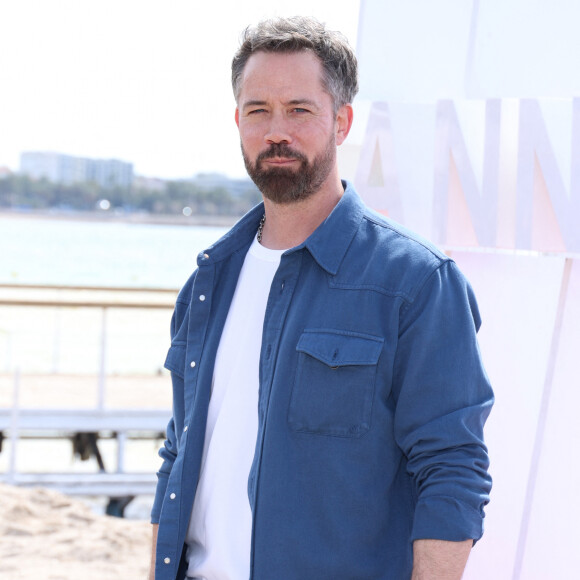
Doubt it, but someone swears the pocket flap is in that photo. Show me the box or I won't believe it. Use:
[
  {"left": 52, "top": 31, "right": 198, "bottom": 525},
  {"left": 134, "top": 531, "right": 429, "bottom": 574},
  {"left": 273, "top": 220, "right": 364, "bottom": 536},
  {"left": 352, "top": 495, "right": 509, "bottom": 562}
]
[
  {"left": 296, "top": 330, "right": 383, "bottom": 367},
  {"left": 164, "top": 344, "right": 186, "bottom": 378}
]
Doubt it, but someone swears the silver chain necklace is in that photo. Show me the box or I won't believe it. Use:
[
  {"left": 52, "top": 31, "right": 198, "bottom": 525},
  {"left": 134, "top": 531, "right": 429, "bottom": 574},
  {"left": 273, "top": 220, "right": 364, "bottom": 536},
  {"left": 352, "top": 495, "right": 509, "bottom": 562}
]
[{"left": 257, "top": 213, "right": 266, "bottom": 243}]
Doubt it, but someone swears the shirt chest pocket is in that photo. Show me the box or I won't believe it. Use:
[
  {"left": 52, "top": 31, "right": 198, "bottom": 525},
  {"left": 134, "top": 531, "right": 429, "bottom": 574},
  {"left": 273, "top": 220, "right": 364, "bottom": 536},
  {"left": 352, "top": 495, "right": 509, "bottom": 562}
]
[{"left": 288, "top": 330, "right": 384, "bottom": 438}]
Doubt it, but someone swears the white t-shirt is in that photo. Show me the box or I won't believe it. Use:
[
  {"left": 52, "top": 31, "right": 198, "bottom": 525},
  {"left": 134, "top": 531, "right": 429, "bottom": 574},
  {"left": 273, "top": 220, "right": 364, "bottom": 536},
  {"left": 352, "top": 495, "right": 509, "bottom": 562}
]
[{"left": 185, "top": 236, "right": 285, "bottom": 580}]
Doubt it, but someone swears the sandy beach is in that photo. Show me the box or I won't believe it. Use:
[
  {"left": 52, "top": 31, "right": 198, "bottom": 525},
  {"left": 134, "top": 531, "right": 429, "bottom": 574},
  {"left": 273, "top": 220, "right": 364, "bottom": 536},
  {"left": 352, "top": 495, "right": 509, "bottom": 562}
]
[{"left": 0, "top": 483, "right": 152, "bottom": 580}]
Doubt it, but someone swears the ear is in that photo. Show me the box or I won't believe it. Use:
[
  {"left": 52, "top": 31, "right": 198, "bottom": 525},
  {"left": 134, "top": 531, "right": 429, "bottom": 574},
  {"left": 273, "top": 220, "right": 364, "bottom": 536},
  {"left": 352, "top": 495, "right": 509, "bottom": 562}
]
[
  {"left": 335, "top": 104, "right": 353, "bottom": 146},
  {"left": 235, "top": 107, "right": 240, "bottom": 128}
]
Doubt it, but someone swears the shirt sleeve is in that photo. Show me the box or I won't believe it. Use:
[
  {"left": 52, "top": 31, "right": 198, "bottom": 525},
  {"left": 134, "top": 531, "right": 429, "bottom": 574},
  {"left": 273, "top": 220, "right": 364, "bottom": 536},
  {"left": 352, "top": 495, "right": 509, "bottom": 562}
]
[
  {"left": 392, "top": 259, "right": 494, "bottom": 543},
  {"left": 150, "top": 286, "right": 193, "bottom": 524},
  {"left": 151, "top": 408, "right": 179, "bottom": 523}
]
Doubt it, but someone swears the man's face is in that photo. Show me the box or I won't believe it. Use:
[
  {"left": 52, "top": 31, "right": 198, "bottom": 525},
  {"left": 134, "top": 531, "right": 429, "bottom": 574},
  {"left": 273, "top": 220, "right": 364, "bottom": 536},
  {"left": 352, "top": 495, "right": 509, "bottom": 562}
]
[{"left": 235, "top": 51, "right": 343, "bottom": 204}]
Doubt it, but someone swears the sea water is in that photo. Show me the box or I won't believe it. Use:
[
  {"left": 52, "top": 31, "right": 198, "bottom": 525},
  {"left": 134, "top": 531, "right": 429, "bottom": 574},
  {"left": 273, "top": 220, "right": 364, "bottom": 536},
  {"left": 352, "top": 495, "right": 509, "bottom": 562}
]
[{"left": 0, "top": 215, "right": 229, "bottom": 288}]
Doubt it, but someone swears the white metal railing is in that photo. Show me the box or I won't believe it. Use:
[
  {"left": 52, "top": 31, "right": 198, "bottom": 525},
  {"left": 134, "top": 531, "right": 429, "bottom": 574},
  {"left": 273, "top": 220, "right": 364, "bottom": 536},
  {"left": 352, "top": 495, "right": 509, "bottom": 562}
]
[{"left": 0, "top": 284, "right": 176, "bottom": 502}]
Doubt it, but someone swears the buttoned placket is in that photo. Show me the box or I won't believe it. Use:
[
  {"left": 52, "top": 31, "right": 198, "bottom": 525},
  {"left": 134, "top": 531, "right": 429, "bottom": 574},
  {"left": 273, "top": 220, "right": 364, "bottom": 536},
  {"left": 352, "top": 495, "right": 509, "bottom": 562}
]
[
  {"left": 160, "top": 250, "right": 215, "bottom": 576},
  {"left": 248, "top": 250, "right": 303, "bottom": 578},
  {"left": 183, "top": 251, "right": 215, "bottom": 411}
]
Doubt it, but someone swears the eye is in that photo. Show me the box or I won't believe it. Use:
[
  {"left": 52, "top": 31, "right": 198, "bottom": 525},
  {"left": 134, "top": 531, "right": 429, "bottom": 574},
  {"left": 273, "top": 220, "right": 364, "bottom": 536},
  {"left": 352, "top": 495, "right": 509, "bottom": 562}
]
[
  {"left": 292, "top": 107, "right": 310, "bottom": 113},
  {"left": 247, "top": 108, "right": 266, "bottom": 115}
]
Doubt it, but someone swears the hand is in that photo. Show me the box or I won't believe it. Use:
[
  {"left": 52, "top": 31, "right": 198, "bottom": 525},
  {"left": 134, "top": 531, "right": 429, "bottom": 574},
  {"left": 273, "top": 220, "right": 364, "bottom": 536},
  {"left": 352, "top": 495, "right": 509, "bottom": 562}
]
[{"left": 148, "top": 524, "right": 159, "bottom": 580}]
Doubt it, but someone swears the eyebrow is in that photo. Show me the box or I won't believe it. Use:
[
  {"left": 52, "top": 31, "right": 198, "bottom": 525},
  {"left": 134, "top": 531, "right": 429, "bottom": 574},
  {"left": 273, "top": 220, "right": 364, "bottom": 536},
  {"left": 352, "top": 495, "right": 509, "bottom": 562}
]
[
  {"left": 287, "top": 99, "right": 318, "bottom": 107},
  {"left": 242, "top": 100, "right": 268, "bottom": 109},
  {"left": 241, "top": 98, "right": 319, "bottom": 110}
]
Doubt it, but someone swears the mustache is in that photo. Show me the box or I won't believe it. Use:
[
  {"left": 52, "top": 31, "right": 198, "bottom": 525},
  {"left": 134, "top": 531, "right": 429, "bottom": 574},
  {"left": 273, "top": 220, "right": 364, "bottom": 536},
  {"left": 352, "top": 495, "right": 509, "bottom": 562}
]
[{"left": 256, "top": 144, "right": 307, "bottom": 164}]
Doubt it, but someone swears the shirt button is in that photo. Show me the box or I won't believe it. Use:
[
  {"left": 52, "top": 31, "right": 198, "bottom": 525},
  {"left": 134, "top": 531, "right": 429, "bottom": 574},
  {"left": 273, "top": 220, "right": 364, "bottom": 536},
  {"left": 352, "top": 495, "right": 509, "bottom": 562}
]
[
  {"left": 164, "top": 557, "right": 171, "bottom": 564},
  {"left": 203, "top": 253, "right": 209, "bottom": 259},
  {"left": 170, "top": 493, "right": 176, "bottom": 500},
  {"left": 199, "top": 294, "right": 206, "bottom": 301},
  {"left": 183, "top": 425, "right": 188, "bottom": 432},
  {"left": 190, "top": 361, "right": 196, "bottom": 368}
]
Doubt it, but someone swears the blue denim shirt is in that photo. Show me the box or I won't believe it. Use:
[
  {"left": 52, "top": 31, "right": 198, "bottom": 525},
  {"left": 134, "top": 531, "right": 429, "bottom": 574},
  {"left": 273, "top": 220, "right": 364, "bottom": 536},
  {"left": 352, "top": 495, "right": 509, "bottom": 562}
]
[{"left": 151, "top": 181, "right": 493, "bottom": 580}]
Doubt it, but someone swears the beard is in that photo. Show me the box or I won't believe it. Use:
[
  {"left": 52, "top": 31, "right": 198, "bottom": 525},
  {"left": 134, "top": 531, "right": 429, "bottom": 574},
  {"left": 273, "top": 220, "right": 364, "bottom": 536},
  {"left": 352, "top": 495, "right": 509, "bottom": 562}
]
[{"left": 241, "top": 134, "right": 336, "bottom": 205}]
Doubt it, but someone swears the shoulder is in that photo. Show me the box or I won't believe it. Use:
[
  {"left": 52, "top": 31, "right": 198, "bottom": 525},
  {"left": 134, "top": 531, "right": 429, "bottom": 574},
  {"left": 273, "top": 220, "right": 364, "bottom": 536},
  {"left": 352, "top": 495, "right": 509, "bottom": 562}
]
[
  {"left": 338, "top": 205, "right": 453, "bottom": 304},
  {"left": 168, "top": 270, "right": 197, "bottom": 341},
  {"left": 176, "top": 268, "right": 197, "bottom": 306},
  {"left": 360, "top": 207, "right": 447, "bottom": 264}
]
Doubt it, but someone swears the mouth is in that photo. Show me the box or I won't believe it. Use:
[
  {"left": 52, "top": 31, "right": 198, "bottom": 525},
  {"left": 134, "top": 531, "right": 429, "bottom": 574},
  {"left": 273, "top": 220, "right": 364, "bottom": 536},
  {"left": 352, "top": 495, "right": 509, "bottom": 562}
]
[{"left": 262, "top": 157, "right": 298, "bottom": 165}]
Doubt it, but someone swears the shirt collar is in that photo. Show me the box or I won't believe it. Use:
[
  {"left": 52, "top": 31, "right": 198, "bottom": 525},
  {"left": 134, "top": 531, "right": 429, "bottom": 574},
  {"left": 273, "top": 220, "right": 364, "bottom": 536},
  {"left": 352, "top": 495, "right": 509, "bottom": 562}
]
[
  {"left": 199, "top": 180, "right": 364, "bottom": 276},
  {"left": 292, "top": 180, "right": 364, "bottom": 275},
  {"left": 197, "top": 203, "right": 264, "bottom": 266}
]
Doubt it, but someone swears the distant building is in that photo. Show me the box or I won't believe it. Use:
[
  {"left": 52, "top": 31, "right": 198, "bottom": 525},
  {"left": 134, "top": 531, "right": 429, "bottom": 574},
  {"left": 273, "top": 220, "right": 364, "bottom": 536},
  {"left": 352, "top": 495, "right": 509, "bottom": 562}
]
[
  {"left": 0, "top": 166, "right": 12, "bottom": 179},
  {"left": 20, "top": 151, "right": 133, "bottom": 189},
  {"left": 89, "top": 158, "right": 133, "bottom": 189},
  {"left": 133, "top": 175, "right": 167, "bottom": 192},
  {"left": 20, "top": 152, "right": 62, "bottom": 183}
]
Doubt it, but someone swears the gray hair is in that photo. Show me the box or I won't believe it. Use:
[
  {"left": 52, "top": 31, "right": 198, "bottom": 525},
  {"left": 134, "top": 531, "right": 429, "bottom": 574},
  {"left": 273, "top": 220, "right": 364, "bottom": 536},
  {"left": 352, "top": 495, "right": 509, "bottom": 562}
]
[{"left": 231, "top": 16, "right": 359, "bottom": 111}]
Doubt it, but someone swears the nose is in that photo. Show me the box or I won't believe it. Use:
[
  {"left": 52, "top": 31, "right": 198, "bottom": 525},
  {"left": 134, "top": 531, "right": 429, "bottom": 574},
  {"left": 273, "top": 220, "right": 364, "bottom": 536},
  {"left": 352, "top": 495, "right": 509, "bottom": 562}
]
[{"left": 264, "top": 113, "right": 293, "bottom": 145}]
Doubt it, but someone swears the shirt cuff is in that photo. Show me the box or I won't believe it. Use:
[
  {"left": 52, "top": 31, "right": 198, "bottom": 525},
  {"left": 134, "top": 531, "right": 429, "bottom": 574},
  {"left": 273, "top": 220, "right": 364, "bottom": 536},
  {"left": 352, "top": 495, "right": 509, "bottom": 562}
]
[
  {"left": 411, "top": 496, "right": 485, "bottom": 544},
  {"left": 150, "top": 470, "right": 170, "bottom": 524}
]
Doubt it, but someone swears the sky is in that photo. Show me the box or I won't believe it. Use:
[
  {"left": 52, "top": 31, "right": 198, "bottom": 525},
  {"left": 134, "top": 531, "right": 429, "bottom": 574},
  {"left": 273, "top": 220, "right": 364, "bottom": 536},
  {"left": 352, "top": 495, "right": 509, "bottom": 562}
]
[{"left": 0, "top": 0, "right": 360, "bottom": 180}]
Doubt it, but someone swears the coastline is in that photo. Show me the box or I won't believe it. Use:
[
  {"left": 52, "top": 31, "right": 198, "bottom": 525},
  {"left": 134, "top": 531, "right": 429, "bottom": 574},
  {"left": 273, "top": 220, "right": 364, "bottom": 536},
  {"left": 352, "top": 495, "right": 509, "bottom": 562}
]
[{"left": 0, "top": 208, "right": 239, "bottom": 227}]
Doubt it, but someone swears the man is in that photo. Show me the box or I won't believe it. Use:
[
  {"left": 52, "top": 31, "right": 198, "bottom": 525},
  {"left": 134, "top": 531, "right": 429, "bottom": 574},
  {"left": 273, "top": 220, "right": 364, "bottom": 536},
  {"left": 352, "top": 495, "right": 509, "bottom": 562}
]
[{"left": 150, "top": 16, "right": 493, "bottom": 580}]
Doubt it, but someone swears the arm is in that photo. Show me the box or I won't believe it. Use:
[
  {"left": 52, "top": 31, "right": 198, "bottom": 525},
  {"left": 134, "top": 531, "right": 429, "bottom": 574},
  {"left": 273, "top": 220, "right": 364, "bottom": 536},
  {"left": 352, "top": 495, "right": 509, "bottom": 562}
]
[
  {"left": 412, "top": 539, "right": 472, "bottom": 579},
  {"left": 148, "top": 523, "right": 159, "bottom": 580},
  {"left": 394, "top": 261, "right": 493, "bottom": 543},
  {"left": 149, "top": 293, "right": 192, "bottom": 576}
]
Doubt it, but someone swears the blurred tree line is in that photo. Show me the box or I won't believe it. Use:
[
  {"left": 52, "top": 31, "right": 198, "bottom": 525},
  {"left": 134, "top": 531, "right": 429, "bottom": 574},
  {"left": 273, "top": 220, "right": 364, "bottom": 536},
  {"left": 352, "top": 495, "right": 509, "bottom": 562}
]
[{"left": 0, "top": 174, "right": 263, "bottom": 217}]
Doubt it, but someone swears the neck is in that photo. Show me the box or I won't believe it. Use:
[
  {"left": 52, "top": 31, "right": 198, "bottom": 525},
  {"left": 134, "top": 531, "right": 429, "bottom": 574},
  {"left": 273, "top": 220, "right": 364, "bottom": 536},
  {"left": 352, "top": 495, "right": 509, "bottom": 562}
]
[{"left": 258, "top": 175, "right": 344, "bottom": 250}]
